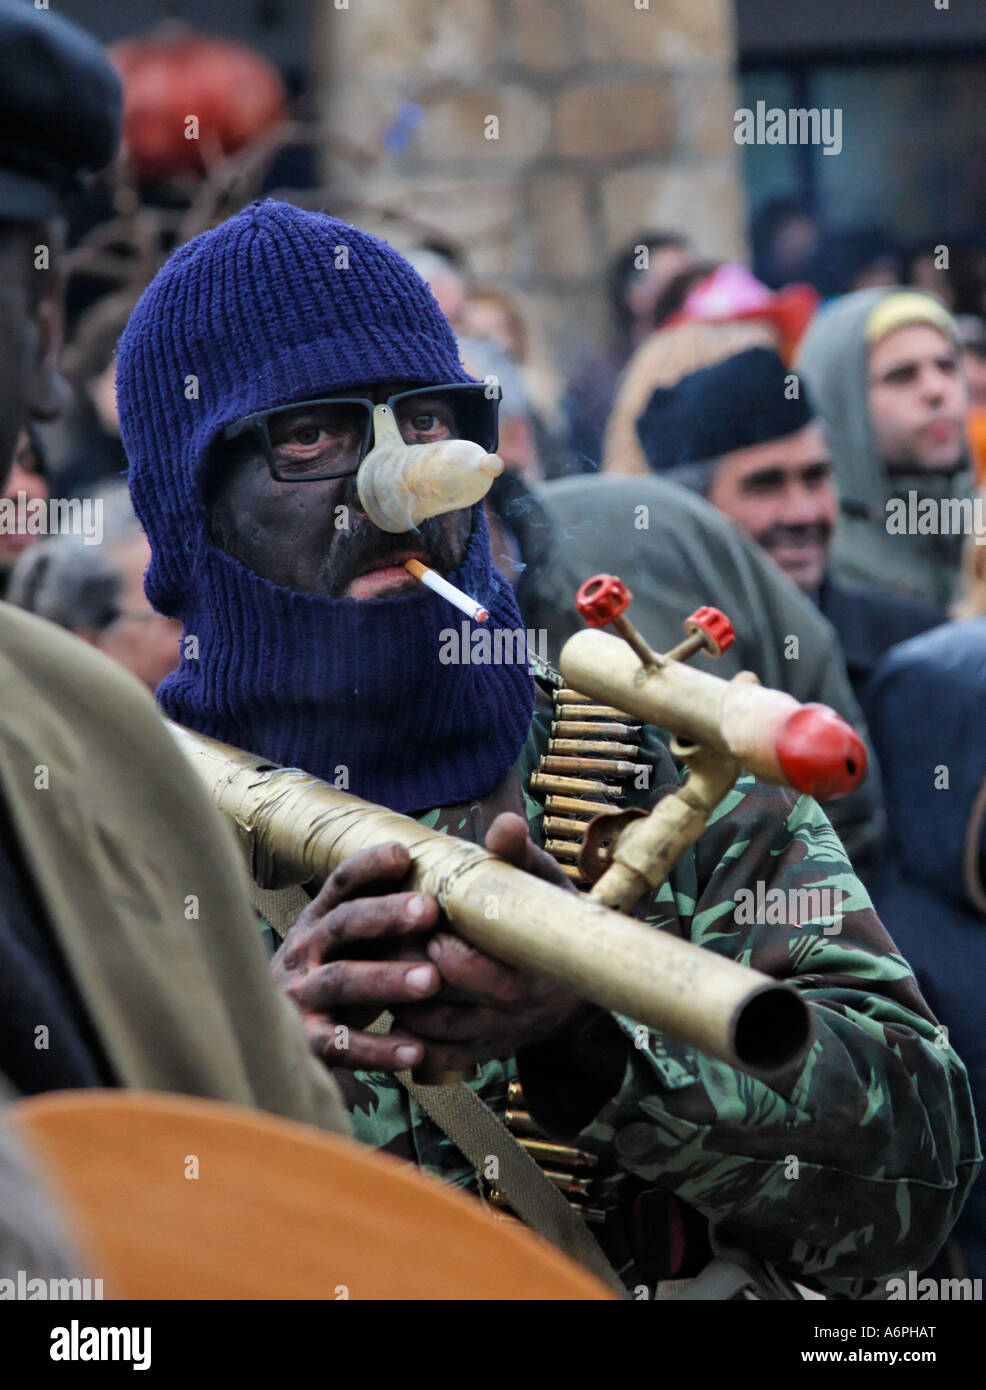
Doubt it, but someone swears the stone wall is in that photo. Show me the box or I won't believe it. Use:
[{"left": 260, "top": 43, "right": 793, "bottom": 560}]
[{"left": 315, "top": 0, "right": 747, "bottom": 370}]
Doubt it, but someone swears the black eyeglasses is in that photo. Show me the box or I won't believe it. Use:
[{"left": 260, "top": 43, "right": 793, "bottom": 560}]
[{"left": 222, "top": 383, "right": 500, "bottom": 482}]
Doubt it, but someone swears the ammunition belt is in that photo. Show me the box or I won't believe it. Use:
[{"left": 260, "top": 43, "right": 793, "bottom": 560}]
[
  {"left": 492, "top": 674, "right": 641, "bottom": 1215},
  {"left": 486, "top": 1079, "right": 601, "bottom": 1219},
  {"left": 531, "top": 681, "right": 644, "bottom": 888}
]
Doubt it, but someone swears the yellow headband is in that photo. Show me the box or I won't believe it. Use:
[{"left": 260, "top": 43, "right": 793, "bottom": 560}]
[{"left": 865, "top": 291, "right": 959, "bottom": 347}]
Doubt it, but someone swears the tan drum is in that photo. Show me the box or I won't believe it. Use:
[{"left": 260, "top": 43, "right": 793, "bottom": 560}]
[{"left": 11, "top": 1090, "right": 615, "bottom": 1300}]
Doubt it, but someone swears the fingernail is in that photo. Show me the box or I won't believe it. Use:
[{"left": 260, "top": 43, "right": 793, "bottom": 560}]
[
  {"left": 395, "top": 1044, "right": 420, "bottom": 1066},
  {"left": 426, "top": 939, "right": 442, "bottom": 961},
  {"left": 406, "top": 894, "right": 428, "bottom": 920},
  {"left": 406, "top": 964, "right": 436, "bottom": 993}
]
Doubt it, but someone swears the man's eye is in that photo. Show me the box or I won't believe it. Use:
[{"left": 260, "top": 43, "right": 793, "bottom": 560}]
[
  {"left": 742, "top": 473, "right": 784, "bottom": 494},
  {"left": 884, "top": 367, "right": 918, "bottom": 386},
  {"left": 291, "top": 425, "right": 324, "bottom": 448},
  {"left": 402, "top": 410, "right": 454, "bottom": 441},
  {"left": 272, "top": 420, "right": 345, "bottom": 453}
]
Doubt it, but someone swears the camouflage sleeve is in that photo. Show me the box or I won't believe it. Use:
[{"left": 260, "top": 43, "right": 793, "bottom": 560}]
[{"left": 519, "top": 777, "right": 981, "bottom": 1297}]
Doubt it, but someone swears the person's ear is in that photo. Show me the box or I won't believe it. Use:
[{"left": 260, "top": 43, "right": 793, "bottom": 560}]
[{"left": 25, "top": 282, "right": 71, "bottom": 422}]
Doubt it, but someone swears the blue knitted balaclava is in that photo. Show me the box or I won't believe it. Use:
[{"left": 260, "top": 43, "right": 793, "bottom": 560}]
[{"left": 118, "top": 199, "right": 534, "bottom": 814}]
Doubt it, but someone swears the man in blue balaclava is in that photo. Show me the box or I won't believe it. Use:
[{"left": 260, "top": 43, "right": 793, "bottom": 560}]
[
  {"left": 119, "top": 200, "right": 978, "bottom": 1299},
  {"left": 120, "top": 200, "right": 573, "bottom": 1073}
]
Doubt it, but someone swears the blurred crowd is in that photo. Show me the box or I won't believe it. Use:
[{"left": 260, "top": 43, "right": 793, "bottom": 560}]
[{"left": 2, "top": 4, "right": 985, "bottom": 1294}]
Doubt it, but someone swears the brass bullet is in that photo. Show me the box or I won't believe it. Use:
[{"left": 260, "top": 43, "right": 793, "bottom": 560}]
[
  {"left": 548, "top": 739, "right": 641, "bottom": 756},
  {"left": 542, "top": 816, "right": 591, "bottom": 838},
  {"left": 540, "top": 1170, "right": 595, "bottom": 1197},
  {"left": 543, "top": 795, "right": 612, "bottom": 816},
  {"left": 556, "top": 704, "right": 635, "bottom": 720},
  {"left": 531, "top": 771, "right": 613, "bottom": 796},
  {"left": 551, "top": 720, "right": 641, "bottom": 739},
  {"left": 542, "top": 756, "right": 647, "bottom": 777},
  {"left": 519, "top": 1139, "right": 599, "bottom": 1169},
  {"left": 545, "top": 838, "right": 581, "bottom": 860}
]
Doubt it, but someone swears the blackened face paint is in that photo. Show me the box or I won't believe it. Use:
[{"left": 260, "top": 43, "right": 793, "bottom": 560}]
[{"left": 207, "top": 433, "right": 473, "bottom": 599}]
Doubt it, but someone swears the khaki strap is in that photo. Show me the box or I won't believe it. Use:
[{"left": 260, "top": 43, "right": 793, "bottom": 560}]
[
  {"left": 252, "top": 882, "right": 312, "bottom": 938},
  {"left": 251, "top": 884, "right": 626, "bottom": 1296}
]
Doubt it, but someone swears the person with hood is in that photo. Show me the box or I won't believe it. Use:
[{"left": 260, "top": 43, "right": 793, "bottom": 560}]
[
  {"left": 866, "top": 622, "right": 986, "bottom": 1279},
  {"left": 116, "top": 198, "right": 979, "bottom": 1298},
  {"left": 797, "top": 288, "right": 970, "bottom": 608},
  {"left": 633, "top": 346, "right": 945, "bottom": 706}
]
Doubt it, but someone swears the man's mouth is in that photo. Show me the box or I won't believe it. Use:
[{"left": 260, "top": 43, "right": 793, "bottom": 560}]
[
  {"left": 345, "top": 548, "right": 432, "bottom": 599},
  {"left": 920, "top": 417, "right": 961, "bottom": 447}
]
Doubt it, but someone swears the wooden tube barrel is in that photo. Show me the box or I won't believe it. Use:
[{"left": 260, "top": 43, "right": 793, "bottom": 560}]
[
  {"left": 560, "top": 628, "right": 867, "bottom": 801},
  {"left": 170, "top": 723, "right": 811, "bottom": 1078}
]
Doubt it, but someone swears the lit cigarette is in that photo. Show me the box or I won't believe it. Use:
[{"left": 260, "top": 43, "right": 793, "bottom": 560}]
[{"left": 404, "top": 558, "right": 488, "bottom": 622}]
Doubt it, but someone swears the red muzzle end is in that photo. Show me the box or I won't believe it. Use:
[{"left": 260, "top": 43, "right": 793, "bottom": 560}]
[{"left": 775, "top": 704, "right": 868, "bottom": 800}]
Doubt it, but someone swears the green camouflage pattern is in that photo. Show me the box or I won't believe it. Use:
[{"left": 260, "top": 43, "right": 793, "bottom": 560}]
[{"left": 267, "top": 696, "right": 981, "bottom": 1297}]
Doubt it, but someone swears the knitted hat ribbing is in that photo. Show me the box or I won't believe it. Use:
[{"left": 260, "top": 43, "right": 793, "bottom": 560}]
[{"left": 118, "top": 198, "right": 472, "bottom": 616}]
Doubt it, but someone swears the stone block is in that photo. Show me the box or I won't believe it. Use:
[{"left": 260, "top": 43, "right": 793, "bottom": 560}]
[
  {"left": 674, "top": 70, "right": 745, "bottom": 160},
  {"left": 600, "top": 163, "right": 748, "bottom": 260},
  {"left": 415, "top": 85, "right": 551, "bottom": 163},
  {"left": 528, "top": 174, "right": 595, "bottom": 279},
  {"left": 321, "top": 0, "right": 501, "bottom": 81},
  {"left": 581, "top": 0, "right": 734, "bottom": 67},
  {"left": 508, "top": 0, "right": 577, "bottom": 71},
  {"left": 556, "top": 81, "right": 674, "bottom": 159}
]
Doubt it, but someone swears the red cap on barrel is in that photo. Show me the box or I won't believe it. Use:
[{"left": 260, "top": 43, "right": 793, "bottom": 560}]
[{"left": 775, "top": 704, "right": 868, "bottom": 800}]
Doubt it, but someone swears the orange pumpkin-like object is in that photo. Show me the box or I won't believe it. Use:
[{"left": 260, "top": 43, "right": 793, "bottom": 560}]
[{"left": 110, "top": 31, "right": 287, "bottom": 181}]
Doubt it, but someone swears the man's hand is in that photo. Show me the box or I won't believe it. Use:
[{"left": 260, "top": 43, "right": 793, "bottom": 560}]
[
  {"left": 272, "top": 812, "right": 585, "bottom": 1076},
  {"left": 270, "top": 842, "right": 442, "bottom": 1073},
  {"left": 391, "top": 812, "right": 584, "bottom": 1077}
]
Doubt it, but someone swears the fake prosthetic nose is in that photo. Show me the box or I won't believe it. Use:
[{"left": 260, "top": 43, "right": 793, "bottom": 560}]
[
  {"left": 356, "top": 403, "right": 503, "bottom": 533},
  {"left": 561, "top": 575, "right": 867, "bottom": 801}
]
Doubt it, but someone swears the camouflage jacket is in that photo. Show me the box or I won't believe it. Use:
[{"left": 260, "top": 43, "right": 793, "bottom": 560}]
[{"left": 262, "top": 693, "right": 980, "bottom": 1298}]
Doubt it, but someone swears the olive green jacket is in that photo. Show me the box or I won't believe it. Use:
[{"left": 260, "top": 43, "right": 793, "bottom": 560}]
[{"left": 0, "top": 603, "right": 348, "bottom": 1135}]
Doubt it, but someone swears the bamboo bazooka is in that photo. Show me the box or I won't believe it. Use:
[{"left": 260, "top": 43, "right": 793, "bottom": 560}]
[{"left": 168, "top": 716, "right": 812, "bottom": 1080}]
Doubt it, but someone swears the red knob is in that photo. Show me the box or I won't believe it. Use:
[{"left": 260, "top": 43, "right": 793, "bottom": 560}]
[
  {"left": 576, "top": 573, "right": 632, "bottom": 628},
  {"left": 685, "top": 606, "right": 735, "bottom": 657}
]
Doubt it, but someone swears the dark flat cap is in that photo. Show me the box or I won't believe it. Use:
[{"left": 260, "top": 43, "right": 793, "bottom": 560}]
[
  {"left": 0, "top": 0, "right": 121, "bottom": 220},
  {"left": 636, "top": 346, "right": 816, "bottom": 472}
]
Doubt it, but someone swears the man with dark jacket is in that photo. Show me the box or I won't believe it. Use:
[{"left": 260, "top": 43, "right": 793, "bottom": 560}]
[{"left": 635, "top": 346, "right": 945, "bottom": 705}]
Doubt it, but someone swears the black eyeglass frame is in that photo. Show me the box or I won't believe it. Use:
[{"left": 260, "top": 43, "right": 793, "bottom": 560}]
[{"left": 221, "top": 382, "right": 501, "bottom": 482}]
